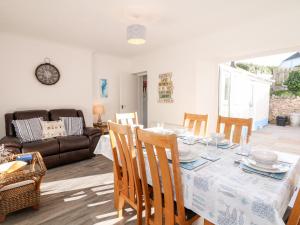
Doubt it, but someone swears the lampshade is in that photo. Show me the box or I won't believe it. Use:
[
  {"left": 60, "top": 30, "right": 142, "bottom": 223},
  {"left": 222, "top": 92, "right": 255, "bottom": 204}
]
[
  {"left": 93, "top": 104, "right": 105, "bottom": 115},
  {"left": 127, "top": 24, "right": 146, "bottom": 45}
]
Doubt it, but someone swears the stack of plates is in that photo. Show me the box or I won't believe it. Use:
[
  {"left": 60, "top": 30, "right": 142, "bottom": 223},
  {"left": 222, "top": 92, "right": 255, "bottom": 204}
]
[
  {"left": 199, "top": 138, "right": 230, "bottom": 147},
  {"left": 166, "top": 149, "right": 198, "bottom": 162},
  {"left": 242, "top": 150, "right": 289, "bottom": 173}
]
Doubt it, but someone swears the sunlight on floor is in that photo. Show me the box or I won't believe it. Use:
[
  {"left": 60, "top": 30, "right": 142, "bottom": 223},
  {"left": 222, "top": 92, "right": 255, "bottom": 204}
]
[
  {"left": 91, "top": 184, "right": 114, "bottom": 192},
  {"left": 64, "top": 194, "right": 87, "bottom": 202},
  {"left": 87, "top": 200, "right": 112, "bottom": 207},
  {"left": 93, "top": 217, "right": 122, "bottom": 225},
  {"left": 96, "top": 189, "right": 114, "bottom": 196},
  {"left": 41, "top": 173, "right": 114, "bottom": 195}
]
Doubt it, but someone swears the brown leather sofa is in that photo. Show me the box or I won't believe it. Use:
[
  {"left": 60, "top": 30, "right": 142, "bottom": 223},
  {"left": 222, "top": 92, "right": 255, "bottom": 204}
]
[{"left": 0, "top": 109, "right": 101, "bottom": 168}]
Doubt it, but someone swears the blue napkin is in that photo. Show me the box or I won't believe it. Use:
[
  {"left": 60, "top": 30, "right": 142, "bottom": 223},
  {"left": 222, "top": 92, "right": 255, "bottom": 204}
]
[
  {"left": 240, "top": 164, "right": 287, "bottom": 180},
  {"left": 180, "top": 158, "right": 208, "bottom": 170},
  {"left": 218, "top": 143, "right": 235, "bottom": 149}
]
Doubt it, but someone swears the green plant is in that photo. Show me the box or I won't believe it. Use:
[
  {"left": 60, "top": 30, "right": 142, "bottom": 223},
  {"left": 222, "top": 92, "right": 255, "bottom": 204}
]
[
  {"left": 284, "top": 71, "right": 300, "bottom": 93},
  {"left": 272, "top": 90, "right": 295, "bottom": 97},
  {"left": 235, "top": 63, "right": 275, "bottom": 75}
]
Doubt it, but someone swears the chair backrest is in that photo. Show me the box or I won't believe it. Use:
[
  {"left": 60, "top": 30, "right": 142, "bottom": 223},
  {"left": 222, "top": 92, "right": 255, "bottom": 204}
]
[
  {"left": 135, "top": 128, "right": 185, "bottom": 225},
  {"left": 116, "top": 112, "right": 139, "bottom": 125},
  {"left": 183, "top": 113, "right": 208, "bottom": 136},
  {"left": 287, "top": 189, "right": 300, "bottom": 225},
  {"left": 108, "top": 122, "right": 142, "bottom": 206},
  {"left": 216, "top": 116, "right": 252, "bottom": 143}
]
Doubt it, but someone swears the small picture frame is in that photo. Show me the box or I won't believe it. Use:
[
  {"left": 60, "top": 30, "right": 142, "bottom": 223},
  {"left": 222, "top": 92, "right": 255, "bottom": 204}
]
[{"left": 100, "top": 79, "right": 108, "bottom": 98}]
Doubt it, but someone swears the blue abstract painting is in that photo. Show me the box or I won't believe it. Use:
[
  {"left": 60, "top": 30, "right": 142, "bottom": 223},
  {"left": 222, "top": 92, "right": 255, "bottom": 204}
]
[{"left": 100, "top": 79, "right": 108, "bottom": 98}]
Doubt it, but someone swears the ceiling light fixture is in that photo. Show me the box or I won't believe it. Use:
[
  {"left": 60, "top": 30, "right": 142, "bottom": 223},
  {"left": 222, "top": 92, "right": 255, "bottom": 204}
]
[{"left": 127, "top": 24, "right": 146, "bottom": 45}]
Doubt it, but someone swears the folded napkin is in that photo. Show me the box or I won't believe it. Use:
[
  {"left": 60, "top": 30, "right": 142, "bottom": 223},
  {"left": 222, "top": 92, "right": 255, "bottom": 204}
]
[
  {"left": 240, "top": 164, "right": 287, "bottom": 180},
  {"left": 180, "top": 158, "right": 208, "bottom": 170}
]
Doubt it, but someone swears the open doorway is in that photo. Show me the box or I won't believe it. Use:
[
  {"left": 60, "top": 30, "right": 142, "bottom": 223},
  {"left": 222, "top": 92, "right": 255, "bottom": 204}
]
[
  {"left": 136, "top": 71, "right": 148, "bottom": 127},
  {"left": 219, "top": 51, "right": 300, "bottom": 131}
]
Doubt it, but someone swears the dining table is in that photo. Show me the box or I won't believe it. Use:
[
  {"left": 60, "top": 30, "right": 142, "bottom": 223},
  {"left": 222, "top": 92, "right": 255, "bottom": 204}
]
[{"left": 94, "top": 126, "right": 300, "bottom": 225}]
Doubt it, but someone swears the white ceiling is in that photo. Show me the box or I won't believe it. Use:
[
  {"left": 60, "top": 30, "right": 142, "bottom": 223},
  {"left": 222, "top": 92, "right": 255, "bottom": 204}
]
[{"left": 0, "top": 0, "right": 299, "bottom": 57}]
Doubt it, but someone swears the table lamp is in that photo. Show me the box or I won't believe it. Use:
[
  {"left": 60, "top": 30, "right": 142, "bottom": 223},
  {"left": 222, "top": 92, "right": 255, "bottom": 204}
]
[{"left": 93, "top": 104, "right": 105, "bottom": 123}]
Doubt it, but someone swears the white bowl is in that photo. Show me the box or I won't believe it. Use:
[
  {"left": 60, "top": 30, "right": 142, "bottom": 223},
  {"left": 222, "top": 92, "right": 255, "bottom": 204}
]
[{"left": 251, "top": 150, "right": 278, "bottom": 165}]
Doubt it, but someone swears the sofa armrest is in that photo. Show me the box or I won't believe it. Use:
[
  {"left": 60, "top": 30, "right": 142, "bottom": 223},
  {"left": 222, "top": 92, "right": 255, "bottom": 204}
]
[
  {"left": 83, "top": 127, "right": 100, "bottom": 136},
  {"left": 83, "top": 127, "right": 101, "bottom": 157},
  {"left": 0, "top": 136, "right": 22, "bottom": 154},
  {"left": 0, "top": 136, "right": 22, "bottom": 148}
]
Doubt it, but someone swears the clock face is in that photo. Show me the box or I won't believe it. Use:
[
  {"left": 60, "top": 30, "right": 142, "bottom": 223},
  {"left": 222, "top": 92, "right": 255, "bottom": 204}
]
[{"left": 35, "top": 63, "right": 60, "bottom": 85}]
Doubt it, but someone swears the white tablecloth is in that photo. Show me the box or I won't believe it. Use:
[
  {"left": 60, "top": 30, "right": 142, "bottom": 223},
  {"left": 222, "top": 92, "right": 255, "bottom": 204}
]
[
  {"left": 94, "top": 134, "right": 113, "bottom": 160},
  {"left": 94, "top": 135, "right": 300, "bottom": 225}
]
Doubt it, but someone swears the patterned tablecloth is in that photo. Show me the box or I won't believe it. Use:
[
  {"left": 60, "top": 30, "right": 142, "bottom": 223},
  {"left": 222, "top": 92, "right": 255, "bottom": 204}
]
[{"left": 94, "top": 135, "right": 300, "bottom": 225}]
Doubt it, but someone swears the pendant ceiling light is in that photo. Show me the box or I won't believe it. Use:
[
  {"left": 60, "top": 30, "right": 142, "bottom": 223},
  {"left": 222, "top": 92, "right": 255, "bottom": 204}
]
[{"left": 127, "top": 24, "right": 146, "bottom": 45}]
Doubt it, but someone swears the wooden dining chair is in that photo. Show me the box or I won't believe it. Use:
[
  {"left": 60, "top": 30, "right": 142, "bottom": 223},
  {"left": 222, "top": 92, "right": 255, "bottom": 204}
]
[
  {"left": 108, "top": 122, "right": 143, "bottom": 224},
  {"left": 183, "top": 113, "right": 208, "bottom": 136},
  {"left": 286, "top": 189, "right": 300, "bottom": 225},
  {"left": 135, "top": 128, "right": 201, "bottom": 225},
  {"left": 216, "top": 116, "right": 253, "bottom": 144},
  {"left": 116, "top": 112, "right": 139, "bottom": 125}
]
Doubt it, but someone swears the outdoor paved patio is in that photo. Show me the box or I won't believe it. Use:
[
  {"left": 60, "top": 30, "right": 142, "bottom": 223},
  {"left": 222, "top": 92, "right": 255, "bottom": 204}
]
[{"left": 252, "top": 124, "right": 300, "bottom": 155}]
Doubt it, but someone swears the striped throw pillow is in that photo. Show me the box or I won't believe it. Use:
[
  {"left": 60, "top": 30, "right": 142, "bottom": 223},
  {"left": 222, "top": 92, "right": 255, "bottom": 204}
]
[
  {"left": 60, "top": 117, "right": 83, "bottom": 136},
  {"left": 12, "top": 118, "right": 43, "bottom": 143}
]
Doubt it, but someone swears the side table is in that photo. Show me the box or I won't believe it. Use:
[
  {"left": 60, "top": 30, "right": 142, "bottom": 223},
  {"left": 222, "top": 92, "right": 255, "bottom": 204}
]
[{"left": 93, "top": 122, "right": 109, "bottom": 135}]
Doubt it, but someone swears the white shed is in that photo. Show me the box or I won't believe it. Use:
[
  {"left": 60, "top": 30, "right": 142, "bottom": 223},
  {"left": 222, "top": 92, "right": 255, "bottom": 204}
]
[{"left": 219, "top": 64, "right": 273, "bottom": 131}]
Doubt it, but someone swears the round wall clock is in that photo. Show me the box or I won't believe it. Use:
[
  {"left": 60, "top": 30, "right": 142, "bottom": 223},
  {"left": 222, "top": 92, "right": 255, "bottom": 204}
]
[{"left": 35, "top": 63, "right": 60, "bottom": 85}]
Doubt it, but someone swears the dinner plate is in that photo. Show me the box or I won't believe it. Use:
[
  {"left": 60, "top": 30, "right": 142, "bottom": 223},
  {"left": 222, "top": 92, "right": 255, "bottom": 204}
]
[
  {"left": 199, "top": 138, "right": 230, "bottom": 146},
  {"left": 242, "top": 158, "right": 289, "bottom": 173},
  {"left": 166, "top": 151, "right": 198, "bottom": 163}
]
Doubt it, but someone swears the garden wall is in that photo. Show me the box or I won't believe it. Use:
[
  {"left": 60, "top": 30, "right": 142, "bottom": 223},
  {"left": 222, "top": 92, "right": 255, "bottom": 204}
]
[{"left": 269, "top": 95, "right": 300, "bottom": 123}]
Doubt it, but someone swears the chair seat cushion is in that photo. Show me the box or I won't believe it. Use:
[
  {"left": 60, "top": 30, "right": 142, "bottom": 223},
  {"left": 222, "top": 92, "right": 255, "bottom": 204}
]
[
  {"left": 22, "top": 138, "right": 59, "bottom": 156},
  {"left": 0, "top": 180, "right": 34, "bottom": 192},
  {"left": 57, "top": 136, "right": 89, "bottom": 152}
]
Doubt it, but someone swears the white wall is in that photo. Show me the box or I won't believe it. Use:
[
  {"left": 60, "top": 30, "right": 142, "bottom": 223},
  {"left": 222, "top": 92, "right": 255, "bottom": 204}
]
[
  {"left": 92, "top": 53, "right": 131, "bottom": 122},
  {"left": 131, "top": 43, "right": 219, "bottom": 132},
  {"left": 0, "top": 33, "right": 93, "bottom": 136}
]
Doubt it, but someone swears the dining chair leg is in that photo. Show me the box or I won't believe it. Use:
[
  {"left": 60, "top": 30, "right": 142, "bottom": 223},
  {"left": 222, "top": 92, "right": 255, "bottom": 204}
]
[
  {"left": 113, "top": 166, "right": 119, "bottom": 210},
  {"left": 136, "top": 205, "right": 143, "bottom": 225},
  {"left": 117, "top": 195, "right": 125, "bottom": 218}
]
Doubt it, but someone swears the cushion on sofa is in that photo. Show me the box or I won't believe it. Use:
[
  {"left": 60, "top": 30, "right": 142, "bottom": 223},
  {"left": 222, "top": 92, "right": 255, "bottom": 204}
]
[
  {"left": 40, "top": 120, "right": 67, "bottom": 139},
  {"left": 49, "top": 109, "right": 78, "bottom": 121},
  {"left": 22, "top": 138, "right": 59, "bottom": 157},
  {"left": 14, "top": 110, "right": 49, "bottom": 121},
  {"left": 12, "top": 118, "right": 43, "bottom": 143},
  {"left": 57, "top": 136, "right": 89, "bottom": 152},
  {"left": 60, "top": 117, "right": 83, "bottom": 136}
]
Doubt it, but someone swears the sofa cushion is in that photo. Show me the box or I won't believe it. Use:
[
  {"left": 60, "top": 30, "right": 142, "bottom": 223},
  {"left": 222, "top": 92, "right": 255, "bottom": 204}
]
[
  {"left": 57, "top": 136, "right": 89, "bottom": 152},
  {"left": 49, "top": 109, "right": 78, "bottom": 121},
  {"left": 40, "top": 120, "right": 66, "bottom": 139},
  {"left": 22, "top": 138, "right": 59, "bottom": 157},
  {"left": 14, "top": 110, "right": 49, "bottom": 121},
  {"left": 12, "top": 118, "right": 43, "bottom": 143},
  {"left": 60, "top": 117, "right": 83, "bottom": 136}
]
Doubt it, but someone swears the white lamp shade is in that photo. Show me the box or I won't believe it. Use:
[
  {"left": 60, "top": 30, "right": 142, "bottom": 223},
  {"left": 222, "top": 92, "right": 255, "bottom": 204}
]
[{"left": 127, "top": 24, "right": 146, "bottom": 45}]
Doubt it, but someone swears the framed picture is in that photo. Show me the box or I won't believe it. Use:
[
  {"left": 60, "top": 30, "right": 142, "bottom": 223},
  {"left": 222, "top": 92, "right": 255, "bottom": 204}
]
[
  {"left": 158, "top": 72, "right": 174, "bottom": 103},
  {"left": 100, "top": 79, "right": 108, "bottom": 98}
]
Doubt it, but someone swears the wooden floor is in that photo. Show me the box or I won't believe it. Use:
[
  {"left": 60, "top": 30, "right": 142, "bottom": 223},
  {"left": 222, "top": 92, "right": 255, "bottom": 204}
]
[
  {"left": 3, "top": 155, "right": 137, "bottom": 225},
  {"left": 3, "top": 124, "right": 300, "bottom": 225}
]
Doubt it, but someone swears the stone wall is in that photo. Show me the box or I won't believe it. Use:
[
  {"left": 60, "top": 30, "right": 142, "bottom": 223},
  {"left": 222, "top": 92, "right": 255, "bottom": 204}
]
[{"left": 269, "top": 95, "right": 300, "bottom": 123}]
